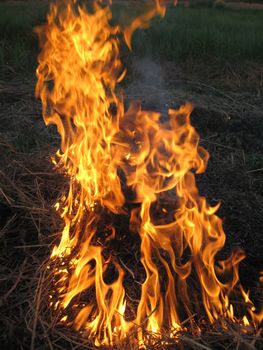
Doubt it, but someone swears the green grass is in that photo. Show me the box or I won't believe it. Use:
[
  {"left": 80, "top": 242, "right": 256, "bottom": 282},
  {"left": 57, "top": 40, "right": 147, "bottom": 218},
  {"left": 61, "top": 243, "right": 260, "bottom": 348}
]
[
  {"left": 130, "top": 6, "right": 263, "bottom": 61},
  {"left": 0, "top": 2, "right": 263, "bottom": 77},
  {"left": 0, "top": 2, "right": 48, "bottom": 77}
]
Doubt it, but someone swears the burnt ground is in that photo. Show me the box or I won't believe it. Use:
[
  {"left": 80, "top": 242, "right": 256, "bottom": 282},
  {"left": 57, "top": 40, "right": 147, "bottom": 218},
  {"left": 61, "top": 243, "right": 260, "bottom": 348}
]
[{"left": 0, "top": 60, "right": 262, "bottom": 349}]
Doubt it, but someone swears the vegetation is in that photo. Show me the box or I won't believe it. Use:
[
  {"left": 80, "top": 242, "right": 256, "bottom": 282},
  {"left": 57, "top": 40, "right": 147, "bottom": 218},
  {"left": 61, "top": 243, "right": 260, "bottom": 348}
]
[
  {"left": 130, "top": 5, "right": 263, "bottom": 61},
  {"left": 0, "top": 2, "right": 47, "bottom": 76},
  {"left": 0, "top": 2, "right": 263, "bottom": 77}
]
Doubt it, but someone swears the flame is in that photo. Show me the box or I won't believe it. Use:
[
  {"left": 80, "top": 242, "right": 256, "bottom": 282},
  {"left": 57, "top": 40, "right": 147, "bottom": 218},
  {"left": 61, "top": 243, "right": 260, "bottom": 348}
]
[{"left": 35, "top": 0, "right": 262, "bottom": 346}]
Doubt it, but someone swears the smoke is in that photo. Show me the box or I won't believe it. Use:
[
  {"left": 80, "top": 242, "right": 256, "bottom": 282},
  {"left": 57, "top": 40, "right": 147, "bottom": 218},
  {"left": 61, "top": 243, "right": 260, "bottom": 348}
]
[{"left": 126, "top": 57, "right": 173, "bottom": 112}]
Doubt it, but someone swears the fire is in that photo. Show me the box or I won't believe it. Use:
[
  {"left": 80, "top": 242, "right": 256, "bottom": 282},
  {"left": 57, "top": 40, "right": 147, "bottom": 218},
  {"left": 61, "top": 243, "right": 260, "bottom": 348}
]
[{"left": 35, "top": 0, "right": 262, "bottom": 346}]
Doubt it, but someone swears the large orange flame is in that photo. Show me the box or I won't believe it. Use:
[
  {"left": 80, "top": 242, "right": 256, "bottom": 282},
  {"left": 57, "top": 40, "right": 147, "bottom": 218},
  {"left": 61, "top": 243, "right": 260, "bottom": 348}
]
[{"left": 35, "top": 0, "right": 262, "bottom": 346}]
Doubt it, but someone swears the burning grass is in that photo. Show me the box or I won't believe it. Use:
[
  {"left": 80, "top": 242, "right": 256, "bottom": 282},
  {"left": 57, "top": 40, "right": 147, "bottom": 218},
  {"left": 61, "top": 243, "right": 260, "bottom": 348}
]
[
  {"left": 0, "top": 74, "right": 263, "bottom": 350},
  {"left": 0, "top": 1, "right": 263, "bottom": 349},
  {"left": 0, "top": 152, "right": 262, "bottom": 350},
  {"left": 0, "top": 123, "right": 262, "bottom": 349}
]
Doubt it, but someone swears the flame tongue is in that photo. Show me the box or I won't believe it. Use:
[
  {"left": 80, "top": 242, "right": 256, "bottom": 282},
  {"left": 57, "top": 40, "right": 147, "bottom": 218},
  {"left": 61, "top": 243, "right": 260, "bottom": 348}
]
[{"left": 35, "top": 0, "right": 261, "bottom": 346}]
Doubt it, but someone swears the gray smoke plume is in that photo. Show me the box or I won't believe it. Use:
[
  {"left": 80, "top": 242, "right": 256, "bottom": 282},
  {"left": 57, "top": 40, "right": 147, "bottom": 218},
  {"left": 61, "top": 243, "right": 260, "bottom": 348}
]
[{"left": 126, "top": 57, "right": 173, "bottom": 113}]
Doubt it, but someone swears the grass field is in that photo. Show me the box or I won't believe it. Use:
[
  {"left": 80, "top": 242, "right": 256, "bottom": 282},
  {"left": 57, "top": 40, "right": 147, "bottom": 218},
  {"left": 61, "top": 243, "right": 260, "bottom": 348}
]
[
  {"left": 0, "top": 1, "right": 263, "bottom": 77},
  {"left": 130, "top": 5, "right": 263, "bottom": 61},
  {"left": 0, "top": 1, "right": 263, "bottom": 349}
]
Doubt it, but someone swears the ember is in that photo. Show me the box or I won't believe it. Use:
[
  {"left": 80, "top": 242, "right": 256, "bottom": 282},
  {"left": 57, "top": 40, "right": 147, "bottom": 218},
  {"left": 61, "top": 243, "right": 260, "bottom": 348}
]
[{"left": 35, "top": 0, "right": 262, "bottom": 347}]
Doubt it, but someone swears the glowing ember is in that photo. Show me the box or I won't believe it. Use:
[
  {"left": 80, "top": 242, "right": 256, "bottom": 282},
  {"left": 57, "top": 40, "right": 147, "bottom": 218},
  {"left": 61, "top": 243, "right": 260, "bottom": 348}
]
[{"left": 35, "top": 0, "right": 262, "bottom": 346}]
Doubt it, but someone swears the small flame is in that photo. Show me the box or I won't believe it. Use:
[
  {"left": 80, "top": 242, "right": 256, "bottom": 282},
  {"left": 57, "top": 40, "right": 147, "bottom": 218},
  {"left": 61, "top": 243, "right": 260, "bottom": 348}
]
[{"left": 35, "top": 0, "right": 262, "bottom": 346}]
